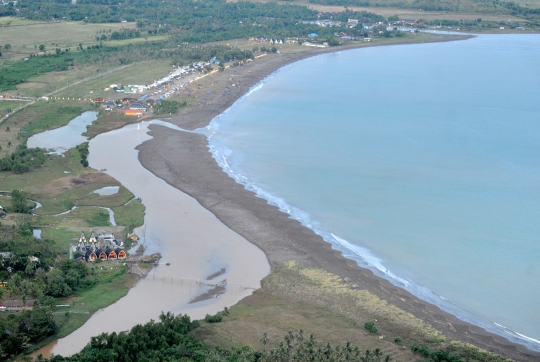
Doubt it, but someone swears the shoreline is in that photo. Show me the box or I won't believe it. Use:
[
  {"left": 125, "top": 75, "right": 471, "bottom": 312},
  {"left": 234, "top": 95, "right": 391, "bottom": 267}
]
[{"left": 134, "top": 34, "right": 540, "bottom": 361}]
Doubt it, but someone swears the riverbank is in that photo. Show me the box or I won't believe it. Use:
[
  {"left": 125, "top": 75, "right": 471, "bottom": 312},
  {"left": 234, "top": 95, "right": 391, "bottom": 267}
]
[
  {"left": 136, "top": 34, "right": 540, "bottom": 361},
  {"left": 49, "top": 120, "right": 270, "bottom": 356}
]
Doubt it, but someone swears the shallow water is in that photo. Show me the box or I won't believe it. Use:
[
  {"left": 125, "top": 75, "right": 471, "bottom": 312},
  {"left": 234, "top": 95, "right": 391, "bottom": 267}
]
[
  {"left": 27, "top": 111, "right": 97, "bottom": 154},
  {"left": 98, "top": 207, "right": 116, "bottom": 226},
  {"left": 92, "top": 186, "right": 120, "bottom": 196},
  {"left": 206, "top": 34, "right": 540, "bottom": 350},
  {"left": 51, "top": 121, "right": 269, "bottom": 356}
]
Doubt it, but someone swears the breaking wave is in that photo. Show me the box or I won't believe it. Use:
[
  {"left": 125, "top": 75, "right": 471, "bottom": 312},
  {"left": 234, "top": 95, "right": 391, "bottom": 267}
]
[{"left": 198, "top": 74, "right": 540, "bottom": 353}]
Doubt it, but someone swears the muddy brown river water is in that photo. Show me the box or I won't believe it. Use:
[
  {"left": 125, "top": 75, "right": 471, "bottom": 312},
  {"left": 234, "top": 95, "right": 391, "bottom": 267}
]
[{"left": 45, "top": 120, "right": 269, "bottom": 356}]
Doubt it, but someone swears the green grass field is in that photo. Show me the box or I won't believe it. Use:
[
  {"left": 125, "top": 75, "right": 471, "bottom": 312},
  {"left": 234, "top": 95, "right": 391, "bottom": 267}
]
[
  {"left": 0, "top": 100, "right": 95, "bottom": 155},
  {"left": 40, "top": 228, "right": 81, "bottom": 252},
  {"left": 19, "top": 105, "right": 91, "bottom": 139},
  {"left": 0, "top": 100, "right": 31, "bottom": 111},
  {"left": 195, "top": 262, "right": 508, "bottom": 362},
  {"left": 112, "top": 200, "right": 145, "bottom": 234},
  {"left": 53, "top": 60, "right": 173, "bottom": 99},
  {"left": 106, "top": 35, "right": 170, "bottom": 46},
  {"left": 0, "top": 19, "right": 137, "bottom": 61},
  {"left": 0, "top": 100, "right": 31, "bottom": 119}
]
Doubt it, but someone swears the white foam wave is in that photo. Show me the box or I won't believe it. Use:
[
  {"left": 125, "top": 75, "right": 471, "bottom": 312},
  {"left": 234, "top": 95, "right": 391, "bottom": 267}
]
[
  {"left": 192, "top": 56, "right": 540, "bottom": 352},
  {"left": 204, "top": 128, "right": 540, "bottom": 353},
  {"left": 515, "top": 332, "right": 540, "bottom": 345},
  {"left": 330, "top": 233, "right": 412, "bottom": 287}
]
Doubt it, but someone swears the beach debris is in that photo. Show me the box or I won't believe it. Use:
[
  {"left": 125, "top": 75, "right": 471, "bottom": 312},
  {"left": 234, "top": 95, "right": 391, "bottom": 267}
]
[
  {"left": 128, "top": 233, "right": 139, "bottom": 241},
  {"left": 141, "top": 255, "right": 152, "bottom": 262}
]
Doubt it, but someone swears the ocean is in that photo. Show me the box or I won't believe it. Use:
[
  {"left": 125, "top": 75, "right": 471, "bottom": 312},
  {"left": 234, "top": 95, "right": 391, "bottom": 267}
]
[{"left": 205, "top": 34, "right": 540, "bottom": 350}]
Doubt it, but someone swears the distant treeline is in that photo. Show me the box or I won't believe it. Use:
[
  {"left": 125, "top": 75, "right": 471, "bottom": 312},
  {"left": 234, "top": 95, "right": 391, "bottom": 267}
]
[
  {"left": 3, "top": 0, "right": 388, "bottom": 36},
  {"left": 0, "top": 43, "right": 255, "bottom": 91},
  {"left": 308, "top": 0, "right": 540, "bottom": 20},
  {"left": 308, "top": 0, "right": 462, "bottom": 12},
  {"left": 11, "top": 0, "right": 317, "bottom": 24},
  {"left": 0, "top": 6, "right": 384, "bottom": 92},
  {"left": 2, "top": 0, "right": 539, "bottom": 23}
]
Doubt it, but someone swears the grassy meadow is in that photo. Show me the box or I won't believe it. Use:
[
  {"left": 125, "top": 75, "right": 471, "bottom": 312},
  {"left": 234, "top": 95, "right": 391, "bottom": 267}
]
[
  {"left": 0, "top": 100, "right": 94, "bottom": 155},
  {"left": 0, "top": 142, "right": 145, "bottom": 251},
  {"left": 0, "top": 18, "right": 137, "bottom": 61},
  {"left": 195, "top": 262, "right": 511, "bottom": 362},
  {"left": 52, "top": 60, "right": 173, "bottom": 100}
]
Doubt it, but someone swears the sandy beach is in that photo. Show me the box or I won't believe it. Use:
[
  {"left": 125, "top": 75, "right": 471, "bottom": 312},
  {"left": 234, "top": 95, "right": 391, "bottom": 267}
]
[{"left": 134, "top": 35, "right": 540, "bottom": 361}]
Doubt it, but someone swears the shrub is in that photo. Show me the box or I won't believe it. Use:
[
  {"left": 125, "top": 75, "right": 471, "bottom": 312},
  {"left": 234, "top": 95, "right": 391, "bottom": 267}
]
[
  {"left": 364, "top": 321, "right": 378, "bottom": 333},
  {"left": 394, "top": 337, "right": 402, "bottom": 343},
  {"left": 205, "top": 313, "right": 223, "bottom": 323}
]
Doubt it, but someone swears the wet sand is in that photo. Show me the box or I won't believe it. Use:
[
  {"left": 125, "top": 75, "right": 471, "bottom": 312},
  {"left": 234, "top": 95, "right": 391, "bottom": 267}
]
[
  {"left": 135, "top": 38, "right": 540, "bottom": 361},
  {"left": 51, "top": 121, "right": 269, "bottom": 356}
]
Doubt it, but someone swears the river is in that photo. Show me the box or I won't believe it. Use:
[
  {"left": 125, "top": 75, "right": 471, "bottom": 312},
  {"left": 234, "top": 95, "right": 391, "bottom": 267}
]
[{"left": 49, "top": 120, "right": 269, "bottom": 356}]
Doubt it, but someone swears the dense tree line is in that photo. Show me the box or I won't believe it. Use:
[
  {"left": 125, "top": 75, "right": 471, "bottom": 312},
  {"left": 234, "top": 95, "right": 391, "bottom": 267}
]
[
  {"left": 40, "top": 313, "right": 394, "bottom": 362},
  {"left": 308, "top": 0, "right": 459, "bottom": 12},
  {"left": 13, "top": 0, "right": 317, "bottom": 25},
  {"left": 308, "top": 0, "right": 540, "bottom": 19},
  {"left": 0, "top": 221, "right": 108, "bottom": 357},
  {"left": 0, "top": 306, "right": 57, "bottom": 358},
  {"left": 5, "top": 0, "right": 386, "bottom": 39},
  {"left": 0, "top": 46, "right": 119, "bottom": 91},
  {"left": 0, "top": 144, "right": 46, "bottom": 173},
  {"left": 0, "top": 0, "right": 391, "bottom": 91},
  {"left": 0, "top": 223, "right": 96, "bottom": 299}
]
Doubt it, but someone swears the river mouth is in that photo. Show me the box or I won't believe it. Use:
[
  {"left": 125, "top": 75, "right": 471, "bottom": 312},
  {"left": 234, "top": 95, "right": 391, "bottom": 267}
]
[{"left": 48, "top": 120, "right": 269, "bottom": 356}]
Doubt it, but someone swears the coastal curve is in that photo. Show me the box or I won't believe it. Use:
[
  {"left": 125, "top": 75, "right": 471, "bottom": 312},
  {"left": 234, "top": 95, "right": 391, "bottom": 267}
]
[{"left": 136, "top": 36, "right": 540, "bottom": 362}]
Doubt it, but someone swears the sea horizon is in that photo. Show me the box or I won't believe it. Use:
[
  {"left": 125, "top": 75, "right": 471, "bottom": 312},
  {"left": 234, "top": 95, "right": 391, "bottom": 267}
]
[{"left": 203, "top": 34, "right": 540, "bottom": 351}]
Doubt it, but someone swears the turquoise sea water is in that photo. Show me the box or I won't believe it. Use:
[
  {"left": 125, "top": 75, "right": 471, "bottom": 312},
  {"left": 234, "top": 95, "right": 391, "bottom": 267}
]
[{"left": 205, "top": 34, "right": 540, "bottom": 350}]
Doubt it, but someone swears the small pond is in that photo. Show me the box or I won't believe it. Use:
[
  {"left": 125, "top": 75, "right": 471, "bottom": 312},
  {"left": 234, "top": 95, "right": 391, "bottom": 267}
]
[{"left": 92, "top": 186, "right": 120, "bottom": 196}]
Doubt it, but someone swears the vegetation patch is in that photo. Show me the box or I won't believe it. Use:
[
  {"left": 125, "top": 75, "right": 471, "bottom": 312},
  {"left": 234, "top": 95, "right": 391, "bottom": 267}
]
[
  {"left": 205, "top": 312, "right": 224, "bottom": 323},
  {"left": 192, "top": 262, "right": 511, "bottom": 362},
  {"left": 0, "top": 144, "right": 46, "bottom": 174},
  {"left": 365, "top": 321, "right": 378, "bottom": 334},
  {"left": 75, "top": 142, "right": 89, "bottom": 168},
  {"left": 19, "top": 106, "right": 87, "bottom": 139},
  {"left": 111, "top": 200, "right": 145, "bottom": 236},
  {"left": 0, "top": 220, "right": 137, "bottom": 357},
  {"left": 34, "top": 312, "right": 398, "bottom": 362},
  {"left": 154, "top": 100, "right": 188, "bottom": 115}
]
